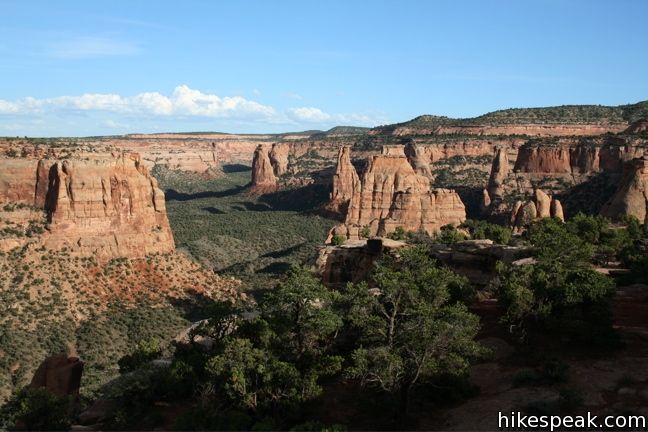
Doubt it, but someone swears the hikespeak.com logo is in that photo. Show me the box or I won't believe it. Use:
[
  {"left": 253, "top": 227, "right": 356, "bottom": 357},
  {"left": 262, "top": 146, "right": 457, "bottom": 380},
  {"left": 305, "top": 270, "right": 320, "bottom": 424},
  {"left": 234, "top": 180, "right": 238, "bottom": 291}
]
[{"left": 499, "top": 411, "right": 647, "bottom": 431}]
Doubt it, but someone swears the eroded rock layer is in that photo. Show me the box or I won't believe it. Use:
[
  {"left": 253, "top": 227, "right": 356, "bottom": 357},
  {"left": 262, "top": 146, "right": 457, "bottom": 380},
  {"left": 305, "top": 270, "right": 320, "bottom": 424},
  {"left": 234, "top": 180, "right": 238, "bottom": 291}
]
[
  {"left": 250, "top": 144, "right": 278, "bottom": 192},
  {"left": 331, "top": 146, "right": 465, "bottom": 240},
  {"left": 328, "top": 146, "right": 360, "bottom": 214},
  {"left": 601, "top": 157, "right": 648, "bottom": 222},
  {"left": 0, "top": 152, "right": 175, "bottom": 260}
]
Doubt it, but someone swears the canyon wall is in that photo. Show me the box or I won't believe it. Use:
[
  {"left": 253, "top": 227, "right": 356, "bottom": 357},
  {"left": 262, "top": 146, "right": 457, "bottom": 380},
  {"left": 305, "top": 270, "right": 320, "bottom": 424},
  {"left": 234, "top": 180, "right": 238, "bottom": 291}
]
[
  {"left": 514, "top": 140, "right": 645, "bottom": 174},
  {"left": 0, "top": 152, "right": 175, "bottom": 260}
]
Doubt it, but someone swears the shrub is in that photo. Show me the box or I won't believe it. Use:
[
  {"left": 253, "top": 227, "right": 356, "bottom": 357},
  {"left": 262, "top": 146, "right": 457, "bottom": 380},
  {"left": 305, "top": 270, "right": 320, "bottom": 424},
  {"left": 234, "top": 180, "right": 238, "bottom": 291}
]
[
  {"left": 331, "top": 235, "right": 345, "bottom": 246},
  {"left": 0, "top": 387, "right": 72, "bottom": 431}
]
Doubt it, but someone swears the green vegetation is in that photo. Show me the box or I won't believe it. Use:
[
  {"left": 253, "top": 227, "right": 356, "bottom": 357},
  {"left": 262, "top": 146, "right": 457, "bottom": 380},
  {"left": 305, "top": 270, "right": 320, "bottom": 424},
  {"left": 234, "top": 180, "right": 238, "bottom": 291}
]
[
  {"left": 496, "top": 217, "right": 619, "bottom": 348},
  {"left": 461, "top": 219, "right": 512, "bottom": 245},
  {"left": 154, "top": 166, "right": 338, "bottom": 291},
  {"left": 0, "top": 387, "right": 73, "bottom": 430},
  {"left": 344, "top": 247, "right": 484, "bottom": 419},
  {"left": 73, "top": 247, "right": 483, "bottom": 430},
  {"left": 374, "top": 100, "right": 648, "bottom": 133}
]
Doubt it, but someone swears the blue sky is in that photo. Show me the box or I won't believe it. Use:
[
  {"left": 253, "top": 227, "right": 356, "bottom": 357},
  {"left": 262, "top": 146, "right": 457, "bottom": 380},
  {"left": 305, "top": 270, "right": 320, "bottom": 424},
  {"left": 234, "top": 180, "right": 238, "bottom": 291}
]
[{"left": 1, "top": 0, "right": 647, "bottom": 136}]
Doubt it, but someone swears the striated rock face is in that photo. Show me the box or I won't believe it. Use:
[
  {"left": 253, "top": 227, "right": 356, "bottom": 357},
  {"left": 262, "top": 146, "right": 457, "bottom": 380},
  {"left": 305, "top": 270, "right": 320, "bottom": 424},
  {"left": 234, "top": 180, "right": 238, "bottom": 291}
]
[
  {"left": 514, "top": 146, "right": 572, "bottom": 173},
  {"left": 487, "top": 147, "right": 509, "bottom": 199},
  {"left": 511, "top": 189, "right": 564, "bottom": 232},
  {"left": 331, "top": 146, "right": 465, "bottom": 240},
  {"left": 514, "top": 141, "right": 645, "bottom": 175},
  {"left": 44, "top": 153, "right": 175, "bottom": 259},
  {"left": 404, "top": 141, "right": 434, "bottom": 179},
  {"left": 601, "top": 157, "right": 648, "bottom": 222},
  {"left": 269, "top": 143, "right": 290, "bottom": 177},
  {"left": 250, "top": 144, "right": 278, "bottom": 191},
  {"left": 0, "top": 152, "right": 175, "bottom": 260},
  {"left": 329, "top": 146, "right": 360, "bottom": 214}
]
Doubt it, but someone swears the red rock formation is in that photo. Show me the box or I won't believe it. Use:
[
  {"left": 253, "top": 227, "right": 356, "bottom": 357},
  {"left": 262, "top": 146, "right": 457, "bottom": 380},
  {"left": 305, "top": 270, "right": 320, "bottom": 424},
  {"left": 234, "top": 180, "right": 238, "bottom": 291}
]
[
  {"left": 551, "top": 198, "right": 564, "bottom": 221},
  {"left": 534, "top": 189, "right": 552, "bottom": 218},
  {"left": 250, "top": 144, "right": 278, "bottom": 192},
  {"left": 328, "top": 146, "right": 360, "bottom": 214},
  {"left": 269, "top": 143, "right": 290, "bottom": 177},
  {"left": 404, "top": 141, "right": 434, "bottom": 179},
  {"left": 487, "top": 147, "right": 509, "bottom": 199},
  {"left": 514, "top": 140, "right": 645, "bottom": 175},
  {"left": 0, "top": 152, "right": 175, "bottom": 260},
  {"left": 514, "top": 146, "right": 572, "bottom": 173},
  {"left": 601, "top": 157, "right": 648, "bottom": 222},
  {"left": 29, "top": 350, "right": 84, "bottom": 397},
  {"left": 511, "top": 189, "right": 564, "bottom": 232},
  {"left": 331, "top": 146, "right": 465, "bottom": 240}
]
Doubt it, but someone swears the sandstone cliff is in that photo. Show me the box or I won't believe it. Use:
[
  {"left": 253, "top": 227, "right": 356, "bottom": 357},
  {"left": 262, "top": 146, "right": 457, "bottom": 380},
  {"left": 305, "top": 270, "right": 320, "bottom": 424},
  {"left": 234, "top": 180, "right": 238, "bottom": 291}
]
[
  {"left": 514, "top": 140, "right": 645, "bottom": 174},
  {"left": 0, "top": 152, "right": 175, "bottom": 260},
  {"left": 404, "top": 141, "right": 434, "bottom": 179},
  {"left": 601, "top": 157, "right": 648, "bottom": 222},
  {"left": 328, "top": 146, "right": 360, "bottom": 214},
  {"left": 331, "top": 146, "right": 465, "bottom": 240}
]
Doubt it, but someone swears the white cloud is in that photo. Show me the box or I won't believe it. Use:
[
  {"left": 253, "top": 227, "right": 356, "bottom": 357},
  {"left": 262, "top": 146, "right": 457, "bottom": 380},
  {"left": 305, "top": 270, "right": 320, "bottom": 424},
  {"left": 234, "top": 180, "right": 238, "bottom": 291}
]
[
  {"left": 0, "top": 86, "right": 387, "bottom": 135},
  {"left": 0, "top": 85, "right": 276, "bottom": 119},
  {"left": 46, "top": 36, "right": 140, "bottom": 59},
  {"left": 285, "top": 92, "right": 303, "bottom": 100},
  {"left": 0, "top": 100, "right": 20, "bottom": 114},
  {"left": 288, "top": 107, "right": 331, "bottom": 122}
]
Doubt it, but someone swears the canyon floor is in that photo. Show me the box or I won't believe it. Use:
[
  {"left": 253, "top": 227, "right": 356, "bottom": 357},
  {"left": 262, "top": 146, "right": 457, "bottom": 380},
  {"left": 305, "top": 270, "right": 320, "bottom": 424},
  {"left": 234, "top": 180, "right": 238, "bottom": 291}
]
[{"left": 155, "top": 165, "right": 338, "bottom": 293}]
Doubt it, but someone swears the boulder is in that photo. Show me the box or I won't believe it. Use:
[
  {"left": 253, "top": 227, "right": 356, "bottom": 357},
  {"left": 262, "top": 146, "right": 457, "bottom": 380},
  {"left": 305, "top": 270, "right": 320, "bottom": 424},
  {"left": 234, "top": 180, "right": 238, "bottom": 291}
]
[{"left": 30, "top": 352, "right": 84, "bottom": 397}]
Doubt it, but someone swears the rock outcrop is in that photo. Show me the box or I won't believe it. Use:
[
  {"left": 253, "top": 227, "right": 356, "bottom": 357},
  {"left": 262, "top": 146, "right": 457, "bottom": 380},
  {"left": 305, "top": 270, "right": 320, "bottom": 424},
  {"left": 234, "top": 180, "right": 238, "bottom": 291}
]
[
  {"left": 30, "top": 349, "right": 84, "bottom": 397},
  {"left": 511, "top": 189, "right": 564, "bottom": 232},
  {"left": 328, "top": 146, "right": 360, "bottom": 214},
  {"left": 330, "top": 146, "right": 466, "bottom": 240},
  {"left": 250, "top": 144, "right": 278, "bottom": 192},
  {"left": 601, "top": 157, "right": 648, "bottom": 222},
  {"left": 487, "top": 147, "right": 509, "bottom": 199},
  {"left": 269, "top": 144, "right": 290, "bottom": 177},
  {"left": 514, "top": 141, "right": 645, "bottom": 175},
  {"left": 404, "top": 141, "right": 434, "bottom": 179},
  {"left": 625, "top": 119, "right": 648, "bottom": 134},
  {"left": 0, "top": 152, "right": 175, "bottom": 260}
]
